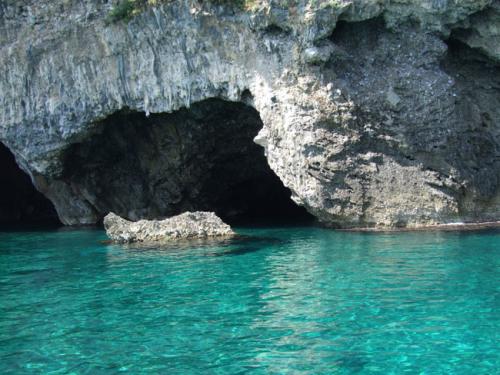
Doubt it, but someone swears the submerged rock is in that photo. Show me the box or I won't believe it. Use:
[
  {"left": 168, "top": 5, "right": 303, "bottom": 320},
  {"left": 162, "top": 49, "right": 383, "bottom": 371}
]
[{"left": 103, "top": 212, "right": 234, "bottom": 244}]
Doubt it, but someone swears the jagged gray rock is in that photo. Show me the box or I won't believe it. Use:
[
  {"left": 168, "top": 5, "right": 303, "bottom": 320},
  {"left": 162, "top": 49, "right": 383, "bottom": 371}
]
[
  {"left": 452, "top": 1, "right": 500, "bottom": 62},
  {"left": 1, "top": 0, "right": 500, "bottom": 229},
  {"left": 103, "top": 211, "right": 234, "bottom": 243}
]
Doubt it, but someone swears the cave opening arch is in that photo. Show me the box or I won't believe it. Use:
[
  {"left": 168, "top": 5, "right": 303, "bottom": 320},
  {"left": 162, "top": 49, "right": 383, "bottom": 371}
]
[
  {"left": 0, "top": 143, "right": 60, "bottom": 226},
  {"left": 61, "top": 98, "right": 314, "bottom": 225}
]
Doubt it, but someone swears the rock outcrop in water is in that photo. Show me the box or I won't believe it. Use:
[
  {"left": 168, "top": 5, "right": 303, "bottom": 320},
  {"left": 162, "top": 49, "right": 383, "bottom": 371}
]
[
  {"left": 1, "top": 0, "right": 500, "bottom": 228},
  {"left": 104, "top": 211, "right": 234, "bottom": 243}
]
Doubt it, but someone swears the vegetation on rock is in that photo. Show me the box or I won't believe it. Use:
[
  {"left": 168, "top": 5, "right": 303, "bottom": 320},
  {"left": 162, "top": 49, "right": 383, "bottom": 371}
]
[
  {"left": 106, "top": 0, "right": 154, "bottom": 23},
  {"left": 106, "top": 0, "right": 256, "bottom": 23},
  {"left": 106, "top": 0, "right": 345, "bottom": 23}
]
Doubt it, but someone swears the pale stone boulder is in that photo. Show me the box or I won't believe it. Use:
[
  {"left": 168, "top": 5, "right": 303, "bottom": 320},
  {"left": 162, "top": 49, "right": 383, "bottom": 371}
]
[{"left": 104, "top": 212, "right": 234, "bottom": 244}]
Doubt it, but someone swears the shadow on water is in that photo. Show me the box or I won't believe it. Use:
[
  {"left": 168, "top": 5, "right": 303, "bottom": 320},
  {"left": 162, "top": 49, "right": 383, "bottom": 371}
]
[
  {"left": 335, "top": 354, "right": 369, "bottom": 373},
  {"left": 110, "top": 234, "right": 287, "bottom": 257},
  {"left": 209, "top": 235, "right": 286, "bottom": 256},
  {"left": 9, "top": 268, "right": 51, "bottom": 276},
  {"left": 0, "top": 222, "right": 63, "bottom": 233}
]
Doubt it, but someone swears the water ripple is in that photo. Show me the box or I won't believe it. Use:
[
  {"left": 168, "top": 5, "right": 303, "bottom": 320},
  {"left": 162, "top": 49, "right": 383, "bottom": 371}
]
[{"left": 0, "top": 227, "right": 498, "bottom": 373}]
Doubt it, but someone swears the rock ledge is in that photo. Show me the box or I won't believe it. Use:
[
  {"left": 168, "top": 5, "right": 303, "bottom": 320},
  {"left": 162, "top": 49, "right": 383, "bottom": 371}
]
[{"left": 103, "top": 212, "right": 234, "bottom": 243}]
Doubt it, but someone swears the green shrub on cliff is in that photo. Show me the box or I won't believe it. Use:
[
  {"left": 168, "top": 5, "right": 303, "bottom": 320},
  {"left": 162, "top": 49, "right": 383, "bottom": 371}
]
[
  {"left": 106, "top": 0, "right": 342, "bottom": 24},
  {"left": 211, "top": 0, "right": 249, "bottom": 9},
  {"left": 106, "top": 0, "right": 136, "bottom": 23},
  {"left": 106, "top": 0, "right": 259, "bottom": 23},
  {"left": 106, "top": 0, "right": 169, "bottom": 23}
]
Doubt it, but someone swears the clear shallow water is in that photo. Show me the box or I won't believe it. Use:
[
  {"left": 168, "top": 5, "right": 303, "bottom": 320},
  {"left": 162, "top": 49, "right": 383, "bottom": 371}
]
[{"left": 0, "top": 226, "right": 499, "bottom": 374}]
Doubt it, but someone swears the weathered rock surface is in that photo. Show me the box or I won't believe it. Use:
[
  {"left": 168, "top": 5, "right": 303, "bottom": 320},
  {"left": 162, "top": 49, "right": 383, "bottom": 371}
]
[
  {"left": 452, "top": 1, "right": 500, "bottom": 62},
  {"left": 103, "top": 211, "right": 234, "bottom": 243},
  {"left": 1, "top": 0, "right": 500, "bottom": 228}
]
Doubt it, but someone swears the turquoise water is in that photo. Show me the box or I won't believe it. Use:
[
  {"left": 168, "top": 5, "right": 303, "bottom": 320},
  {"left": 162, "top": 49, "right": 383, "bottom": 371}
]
[{"left": 0, "top": 226, "right": 499, "bottom": 374}]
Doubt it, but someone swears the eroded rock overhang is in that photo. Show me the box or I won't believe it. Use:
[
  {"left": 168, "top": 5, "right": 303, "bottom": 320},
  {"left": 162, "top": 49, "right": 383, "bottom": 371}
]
[
  {"left": 44, "top": 98, "right": 312, "bottom": 225},
  {"left": 1, "top": 0, "right": 499, "bottom": 228}
]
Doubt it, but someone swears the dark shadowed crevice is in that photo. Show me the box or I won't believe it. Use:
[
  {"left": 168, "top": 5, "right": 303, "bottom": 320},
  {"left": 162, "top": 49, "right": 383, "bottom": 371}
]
[
  {"left": 330, "top": 17, "right": 386, "bottom": 46},
  {"left": 329, "top": 16, "right": 391, "bottom": 61},
  {"left": 440, "top": 38, "right": 500, "bottom": 217},
  {"left": 0, "top": 143, "right": 60, "bottom": 226},
  {"left": 61, "top": 99, "right": 314, "bottom": 225},
  {"left": 442, "top": 37, "right": 500, "bottom": 69}
]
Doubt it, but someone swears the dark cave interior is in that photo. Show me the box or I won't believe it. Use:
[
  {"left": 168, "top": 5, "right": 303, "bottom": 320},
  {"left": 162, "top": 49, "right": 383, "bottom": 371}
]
[
  {"left": 61, "top": 99, "right": 314, "bottom": 225},
  {"left": 0, "top": 143, "right": 60, "bottom": 226}
]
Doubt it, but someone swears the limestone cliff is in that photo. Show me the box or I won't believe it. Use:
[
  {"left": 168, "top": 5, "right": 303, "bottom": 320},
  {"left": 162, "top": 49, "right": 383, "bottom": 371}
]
[{"left": 1, "top": 0, "right": 499, "bottom": 228}]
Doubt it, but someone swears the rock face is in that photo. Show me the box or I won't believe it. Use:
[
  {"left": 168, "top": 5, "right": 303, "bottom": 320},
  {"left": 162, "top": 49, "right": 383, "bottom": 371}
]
[
  {"left": 103, "top": 211, "right": 234, "bottom": 243},
  {"left": 1, "top": 0, "right": 500, "bottom": 228}
]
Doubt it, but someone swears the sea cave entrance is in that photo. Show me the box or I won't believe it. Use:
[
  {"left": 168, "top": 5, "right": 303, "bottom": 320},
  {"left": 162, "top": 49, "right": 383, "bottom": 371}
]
[
  {"left": 62, "top": 98, "right": 313, "bottom": 225},
  {"left": 0, "top": 143, "right": 60, "bottom": 226}
]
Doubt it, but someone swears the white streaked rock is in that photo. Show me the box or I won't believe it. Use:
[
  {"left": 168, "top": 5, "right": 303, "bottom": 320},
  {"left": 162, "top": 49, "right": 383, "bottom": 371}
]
[{"left": 104, "top": 211, "right": 234, "bottom": 243}]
